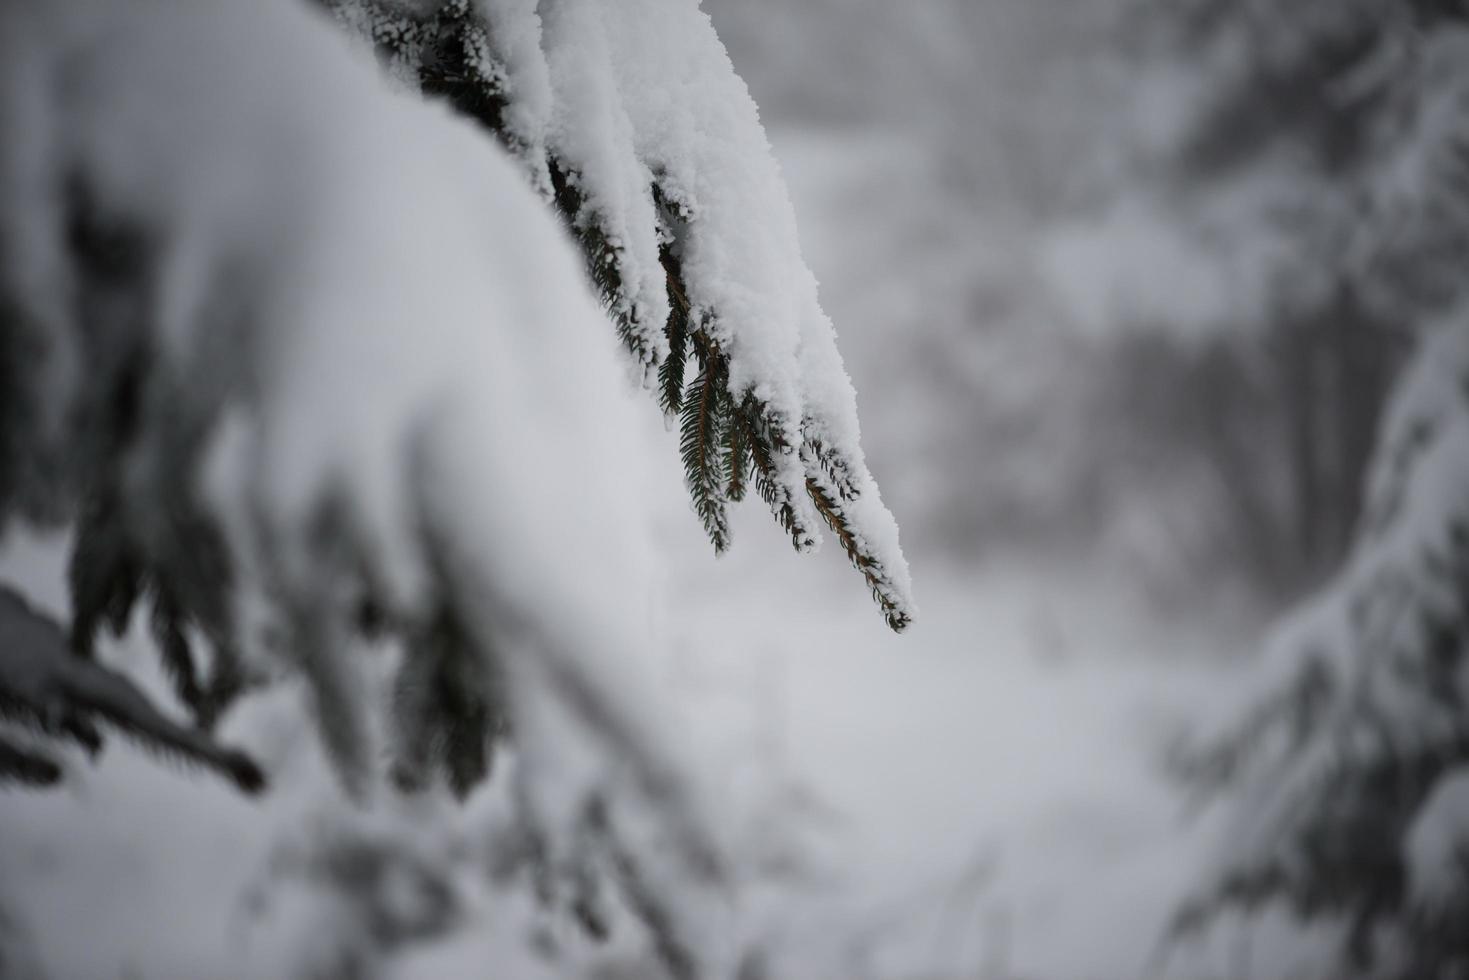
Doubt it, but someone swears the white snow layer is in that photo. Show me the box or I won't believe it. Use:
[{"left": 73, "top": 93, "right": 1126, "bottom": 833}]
[
  {"left": 320, "top": 0, "right": 915, "bottom": 624},
  {"left": 519, "top": 0, "right": 868, "bottom": 443},
  {"left": 453, "top": 0, "right": 912, "bottom": 615},
  {"left": 1, "top": 0, "right": 732, "bottom": 970}
]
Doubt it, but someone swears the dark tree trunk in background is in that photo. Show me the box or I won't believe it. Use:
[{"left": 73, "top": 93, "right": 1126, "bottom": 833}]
[{"left": 1274, "top": 292, "right": 1402, "bottom": 592}]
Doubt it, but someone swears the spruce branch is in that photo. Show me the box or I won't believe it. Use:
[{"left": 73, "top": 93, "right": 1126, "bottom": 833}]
[
  {"left": 148, "top": 586, "right": 204, "bottom": 717},
  {"left": 658, "top": 245, "right": 693, "bottom": 416},
  {"left": 806, "top": 475, "right": 913, "bottom": 632},
  {"left": 67, "top": 484, "right": 250, "bottom": 730},
  {"left": 388, "top": 641, "right": 436, "bottom": 795},
  {"left": 390, "top": 605, "right": 506, "bottom": 799},
  {"left": 742, "top": 400, "right": 819, "bottom": 553},
  {"left": 679, "top": 334, "right": 733, "bottom": 552},
  {"left": 726, "top": 404, "right": 750, "bottom": 503},
  {"left": 0, "top": 736, "right": 63, "bottom": 788},
  {"left": 0, "top": 584, "right": 264, "bottom": 793},
  {"left": 656, "top": 188, "right": 915, "bottom": 625},
  {"left": 801, "top": 426, "right": 861, "bottom": 502},
  {"left": 67, "top": 491, "right": 143, "bottom": 657},
  {"left": 326, "top": 0, "right": 915, "bottom": 629},
  {"left": 416, "top": 4, "right": 513, "bottom": 146},
  {"left": 547, "top": 161, "right": 664, "bottom": 376},
  {"left": 580, "top": 795, "right": 705, "bottom": 980}
]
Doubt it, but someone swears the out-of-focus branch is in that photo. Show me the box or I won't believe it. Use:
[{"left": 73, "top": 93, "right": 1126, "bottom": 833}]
[{"left": 0, "top": 584, "right": 264, "bottom": 794}]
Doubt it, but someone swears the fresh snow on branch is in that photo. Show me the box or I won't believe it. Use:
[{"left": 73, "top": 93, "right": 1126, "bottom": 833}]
[
  {"left": 0, "top": 0, "right": 744, "bottom": 972},
  {"left": 327, "top": 0, "right": 916, "bottom": 630}
]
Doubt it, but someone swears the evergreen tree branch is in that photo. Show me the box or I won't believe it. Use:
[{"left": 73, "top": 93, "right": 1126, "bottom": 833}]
[
  {"left": 726, "top": 403, "right": 750, "bottom": 503},
  {"left": 0, "top": 735, "right": 62, "bottom": 788},
  {"left": 805, "top": 474, "right": 913, "bottom": 632},
  {"left": 0, "top": 584, "right": 264, "bottom": 793},
  {"left": 391, "top": 605, "right": 507, "bottom": 799},
  {"left": 658, "top": 245, "right": 693, "bottom": 416},
  {"left": 325, "top": 0, "right": 915, "bottom": 629},
  {"left": 678, "top": 334, "right": 732, "bottom": 553},
  {"left": 67, "top": 490, "right": 143, "bottom": 657},
  {"left": 148, "top": 586, "right": 203, "bottom": 717},
  {"left": 549, "top": 161, "right": 662, "bottom": 376},
  {"left": 742, "top": 399, "right": 820, "bottom": 553}
]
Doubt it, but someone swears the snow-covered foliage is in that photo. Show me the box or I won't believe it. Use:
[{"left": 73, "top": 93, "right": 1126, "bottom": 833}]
[
  {"left": 0, "top": 0, "right": 927, "bottom": 971},
  {"left": 322, "top": 0, "right": 914, "bottom": 630},
  {"left": 1174, "top": 323, "right": 1469, "bottom": 975}
]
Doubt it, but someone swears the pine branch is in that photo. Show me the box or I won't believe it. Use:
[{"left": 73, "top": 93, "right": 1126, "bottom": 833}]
[
  {"left": 549, "top": 162, "right": 661, "bottom": 375},
  {"left": 654, "top": 182, "right": 695, "bottom": 417},
  {"left": 148, "top": 586, "right": 203, "bottom": 717},
  {"left": 661, "top": 224, "right": 911, "bottom": 625},
  {"left": 391, "top": 607, "right": 504, "bottom": 799},
  {"left": 726, "top": 404, "right": 750, "bottom": 503},
  {"left": 67, "top": 474, "right": 251, "bottom": 730},
  {"left": 743, "top": 401, "right": 818, "bottom": 552},
  {"left": 67, "top": 491, "right": 143, "bottom": 657},
  {"left": 0, "top": 736, "right": 62, "bottom": 788},
  {"left": 0, "top": 584, "right": 264, "bottom": 793},
  {"left": 579, "top": 797, "right": 702, "bottom": 980},
  {"left": 326, "top": 0, "right": 915, "bottom": 630},
  {"left": 658, "top": 245, "right": 692, "bottom": 416},
  {"left": 679, "top": 335, "right": 732, "bottom": 552},
  {"left": 389, "top": 639, "right": 437, "bottom": 795},
  {"left": 650, "top": 183, "right": 835, "bottom": 565},
  {"left": 805, "top": 476, "right": 913, "bottom": 632},
  {"left": 324, "top": 0, "right": 435, "bottom": 84},
  {"left": 416, "top": 5, "right": 512, "bottom": 146},
  {"left": 802, "top": 428, "right": 861, "bottom": 502},
  {"left": 655, "top": 190, "right": 754, "bottom": 509}
]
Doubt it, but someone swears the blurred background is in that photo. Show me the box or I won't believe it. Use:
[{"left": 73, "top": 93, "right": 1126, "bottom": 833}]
[
  {"left": 653, "top": 1, "right": 1424, "bottom": 977},
  {"left": 707, "top": 0, "right": 1396, "bottom": 618}
]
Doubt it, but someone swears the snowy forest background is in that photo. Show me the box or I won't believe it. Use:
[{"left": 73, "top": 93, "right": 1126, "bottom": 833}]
[{"left": 2, "top": 0, "right": 1468, "bottom": 978}]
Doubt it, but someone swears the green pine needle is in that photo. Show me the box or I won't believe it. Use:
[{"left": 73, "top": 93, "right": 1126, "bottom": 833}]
[
  {"left": 333, "top": 0, "right": 912, "bottom": 631},
  {"left": 549, "top": 163, "right": 658, "bottom": 374},
  {"left": 658, "top": 246, "right": 692, "bottom": 416},
  {"left": 743, "top": 404, "right": 816, "bottom": 552},
  {"left": 678, "top": 343, "right": 732, "bottom": 552},
  {"left": 726, "top": 406, "right": 750, "bottom": 503}
]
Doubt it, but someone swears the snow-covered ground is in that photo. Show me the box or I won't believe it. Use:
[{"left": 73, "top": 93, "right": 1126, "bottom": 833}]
[{"left": 657, "top": 497, "right": 1259, "bottom": 980}]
